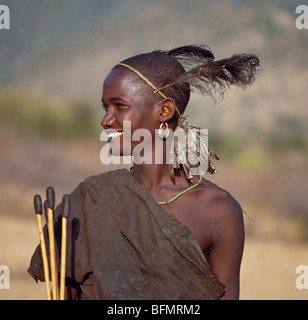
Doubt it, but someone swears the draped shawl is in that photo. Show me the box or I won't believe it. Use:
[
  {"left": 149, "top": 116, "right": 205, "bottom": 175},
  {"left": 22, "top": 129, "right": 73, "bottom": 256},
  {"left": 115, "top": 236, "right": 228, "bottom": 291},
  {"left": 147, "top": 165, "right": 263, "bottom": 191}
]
[{"left": 28, "top": 169, "right": 225, "bottom": 300}]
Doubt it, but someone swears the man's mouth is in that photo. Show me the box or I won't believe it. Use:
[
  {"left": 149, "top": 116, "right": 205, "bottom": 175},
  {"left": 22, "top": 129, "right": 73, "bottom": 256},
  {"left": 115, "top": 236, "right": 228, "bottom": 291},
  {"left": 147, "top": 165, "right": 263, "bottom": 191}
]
[{"left": 107, "top": 131, "right": 124, "bottom": 140}]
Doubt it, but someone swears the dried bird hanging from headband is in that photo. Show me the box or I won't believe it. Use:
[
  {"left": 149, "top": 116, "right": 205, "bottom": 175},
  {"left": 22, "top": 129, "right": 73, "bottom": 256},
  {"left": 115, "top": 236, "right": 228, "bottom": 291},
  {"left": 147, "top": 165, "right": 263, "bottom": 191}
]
[
  {"left": 168, "top": 115, "right": 219, "bottom": 181},
  {"left": 117, "top": 45, "right": 260, "bottom": 181}
]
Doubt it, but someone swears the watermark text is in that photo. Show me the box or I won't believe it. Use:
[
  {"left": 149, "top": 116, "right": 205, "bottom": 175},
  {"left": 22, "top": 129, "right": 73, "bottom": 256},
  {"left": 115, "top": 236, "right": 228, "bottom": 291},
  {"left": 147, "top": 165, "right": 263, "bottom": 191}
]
[
  {"left": 295, "top": 265, "right": 308, "bottom": 289},
  {"left": 100, "top": 121, "right": 209, "bottom": 177},
  {"left": 295, "top": 5, "right": 308, "bottom": 29},
  {"left": 0, "top": 5, "right": 10, "bottom": 30},
  {"left": 0, "top": 265, "right": 10, "bottom": 289}
]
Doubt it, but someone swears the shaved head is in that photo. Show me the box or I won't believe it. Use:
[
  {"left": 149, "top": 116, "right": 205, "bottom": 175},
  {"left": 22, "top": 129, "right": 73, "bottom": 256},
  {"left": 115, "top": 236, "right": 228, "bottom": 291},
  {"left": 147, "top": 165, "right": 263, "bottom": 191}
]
[{"left": 113, "top": 51, "right": 191, "bottom": 114}]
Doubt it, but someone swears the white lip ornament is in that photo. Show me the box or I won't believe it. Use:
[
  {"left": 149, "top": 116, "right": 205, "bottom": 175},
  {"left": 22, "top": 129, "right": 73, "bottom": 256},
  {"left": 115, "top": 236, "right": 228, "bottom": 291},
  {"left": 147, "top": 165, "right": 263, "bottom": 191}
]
[{"left": 107, "top": 131, "right": 124, "bottom": 139}]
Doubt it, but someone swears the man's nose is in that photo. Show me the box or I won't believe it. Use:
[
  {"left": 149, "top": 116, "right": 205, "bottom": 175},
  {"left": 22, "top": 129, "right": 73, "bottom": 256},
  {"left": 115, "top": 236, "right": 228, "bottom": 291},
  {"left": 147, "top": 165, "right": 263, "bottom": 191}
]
[{"left": 101, "top": 110, "right": 115, "bottom": 129}]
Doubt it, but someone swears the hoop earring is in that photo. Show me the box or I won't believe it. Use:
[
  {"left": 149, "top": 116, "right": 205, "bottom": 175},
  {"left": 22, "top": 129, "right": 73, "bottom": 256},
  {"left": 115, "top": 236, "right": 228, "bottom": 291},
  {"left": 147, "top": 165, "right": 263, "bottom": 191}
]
[{"left": 158, "top": 122, "right": 169, "bottom": 139}]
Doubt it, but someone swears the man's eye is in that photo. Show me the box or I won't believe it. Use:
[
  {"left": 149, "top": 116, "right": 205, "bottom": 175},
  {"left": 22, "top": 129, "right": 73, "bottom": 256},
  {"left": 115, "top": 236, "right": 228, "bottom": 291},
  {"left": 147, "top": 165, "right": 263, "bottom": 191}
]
[{"left": 115, "top": 103, "right": 128, "bottom": 109}]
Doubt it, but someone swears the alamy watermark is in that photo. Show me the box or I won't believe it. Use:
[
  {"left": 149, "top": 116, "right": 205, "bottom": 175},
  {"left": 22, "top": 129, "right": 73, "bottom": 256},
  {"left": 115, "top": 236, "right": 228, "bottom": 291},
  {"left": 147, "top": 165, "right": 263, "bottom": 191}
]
[
  {"left": 0, "top": 265, "right": 10, "bottom": 289},
  {"left": 295, "top": 5, "right": 308, "bottom": 29},
  {"left": 100, "top": 121, "right": 209, "bottom": 176},
  {"left": 0, "top": 5, "right": 10, "bottom": 30},
  {"left": 295, "top": 265, "right": 308, "bottom": 289}
]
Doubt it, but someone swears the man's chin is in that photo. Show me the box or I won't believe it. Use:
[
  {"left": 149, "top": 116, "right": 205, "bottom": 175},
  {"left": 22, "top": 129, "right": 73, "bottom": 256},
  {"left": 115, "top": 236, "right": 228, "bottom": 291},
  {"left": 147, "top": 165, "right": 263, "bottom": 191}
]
[{"left": 108, "top": 147, "right": 131, "bottom": 157}]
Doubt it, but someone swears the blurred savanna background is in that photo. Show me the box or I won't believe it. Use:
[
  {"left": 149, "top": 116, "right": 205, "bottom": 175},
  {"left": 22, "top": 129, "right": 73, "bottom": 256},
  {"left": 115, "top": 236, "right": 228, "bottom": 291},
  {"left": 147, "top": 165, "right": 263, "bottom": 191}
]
[{"left": 0, "top": 0, "right": 307, "bottom": 300}]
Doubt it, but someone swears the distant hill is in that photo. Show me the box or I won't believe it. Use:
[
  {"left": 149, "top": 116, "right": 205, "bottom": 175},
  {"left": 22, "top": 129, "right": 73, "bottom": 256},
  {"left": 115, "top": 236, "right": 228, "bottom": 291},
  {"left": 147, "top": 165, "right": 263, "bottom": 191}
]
[{"left": 1, "top": 0, "right": 307, "bottom": 137}]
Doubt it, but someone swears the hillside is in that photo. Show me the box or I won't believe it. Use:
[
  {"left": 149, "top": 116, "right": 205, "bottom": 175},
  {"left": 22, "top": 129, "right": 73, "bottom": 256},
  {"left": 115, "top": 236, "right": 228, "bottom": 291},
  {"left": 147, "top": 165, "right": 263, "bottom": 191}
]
[{"left": 1, "top": 0, "right": 307, "bottom": 138}]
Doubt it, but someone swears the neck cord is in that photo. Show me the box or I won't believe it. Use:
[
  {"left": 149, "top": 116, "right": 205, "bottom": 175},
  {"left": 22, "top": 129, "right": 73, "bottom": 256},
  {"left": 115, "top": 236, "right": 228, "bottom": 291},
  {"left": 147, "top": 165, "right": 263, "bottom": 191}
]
[
  {"left": 158, "top": 174, "right": 202, "bottom": 205},
  {"left": 128, "top": 167, "right": 202, "bottom": 205}
]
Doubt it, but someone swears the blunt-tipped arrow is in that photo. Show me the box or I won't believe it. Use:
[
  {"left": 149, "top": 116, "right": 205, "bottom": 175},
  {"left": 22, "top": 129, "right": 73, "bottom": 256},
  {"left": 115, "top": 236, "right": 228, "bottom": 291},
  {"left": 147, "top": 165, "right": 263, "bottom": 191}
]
[
  {"left": 33, "top": 193, "right": 51, "bottom": 300},
  {"left": 59, "top": 194, "right": 70, "bottom": 300},
  {"left": 46, "top": 186, "right": 55, "bottom": 209},
  {"left": 34, "top": 194, "right": 42, "bottom": 215},
  {"left": 62, "top": 194, "right": 70, "bottom": 219}
]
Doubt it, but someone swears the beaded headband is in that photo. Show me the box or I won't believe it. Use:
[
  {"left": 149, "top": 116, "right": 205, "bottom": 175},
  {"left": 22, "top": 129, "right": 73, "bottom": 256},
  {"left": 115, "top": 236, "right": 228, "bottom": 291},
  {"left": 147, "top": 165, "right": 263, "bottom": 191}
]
[{"left": 116, "top": 63, "right": 182, "bottom": 117}]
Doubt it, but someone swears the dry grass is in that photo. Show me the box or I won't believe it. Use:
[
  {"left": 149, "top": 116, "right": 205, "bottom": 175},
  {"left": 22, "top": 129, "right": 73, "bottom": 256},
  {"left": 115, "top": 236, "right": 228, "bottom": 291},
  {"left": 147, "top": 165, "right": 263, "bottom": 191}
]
[{"left": 241, "top": 238, "right": 308, "bottom": 300}]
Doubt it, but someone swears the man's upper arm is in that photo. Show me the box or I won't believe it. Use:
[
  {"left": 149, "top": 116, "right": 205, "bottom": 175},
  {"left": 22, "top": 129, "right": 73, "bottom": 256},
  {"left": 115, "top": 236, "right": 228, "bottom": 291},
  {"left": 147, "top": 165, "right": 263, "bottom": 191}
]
[{"left": 207, "top": 192, "right": 245, "bottom": 300}]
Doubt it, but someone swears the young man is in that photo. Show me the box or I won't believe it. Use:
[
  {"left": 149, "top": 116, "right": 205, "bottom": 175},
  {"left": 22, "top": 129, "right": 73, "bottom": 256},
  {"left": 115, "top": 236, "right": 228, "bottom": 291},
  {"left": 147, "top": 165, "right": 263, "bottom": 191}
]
[{"left": 28, "top": 45, "right": 260, "bottom": 300}]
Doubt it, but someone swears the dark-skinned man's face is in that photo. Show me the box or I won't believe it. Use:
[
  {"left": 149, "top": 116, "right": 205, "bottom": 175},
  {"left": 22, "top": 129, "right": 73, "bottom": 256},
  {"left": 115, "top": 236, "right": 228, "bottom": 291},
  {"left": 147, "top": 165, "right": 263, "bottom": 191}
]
[{"left": 101, "top": 68, "right": 161, "bottom": 157}]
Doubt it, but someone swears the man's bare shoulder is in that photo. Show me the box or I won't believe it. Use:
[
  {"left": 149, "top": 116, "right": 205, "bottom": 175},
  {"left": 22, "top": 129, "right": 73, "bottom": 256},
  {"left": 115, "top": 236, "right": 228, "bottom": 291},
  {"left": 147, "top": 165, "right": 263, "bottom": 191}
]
[
  {"left": 198, "top": 178, "right": 243, "bottom": 221},
  {"left": 196, "top": 177, "right": 245, "bottom": 248}
]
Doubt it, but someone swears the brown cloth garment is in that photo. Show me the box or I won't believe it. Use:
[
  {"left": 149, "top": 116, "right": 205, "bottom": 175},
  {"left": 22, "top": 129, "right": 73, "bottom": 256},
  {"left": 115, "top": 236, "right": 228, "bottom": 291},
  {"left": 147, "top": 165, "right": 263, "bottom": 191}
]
[{"left": 28, "top": 169, "right": 225, "bottom": 300}]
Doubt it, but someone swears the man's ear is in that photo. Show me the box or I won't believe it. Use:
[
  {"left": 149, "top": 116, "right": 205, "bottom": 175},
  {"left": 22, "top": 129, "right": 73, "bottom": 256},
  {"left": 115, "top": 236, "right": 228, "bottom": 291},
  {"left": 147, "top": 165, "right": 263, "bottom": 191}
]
[{"left": 158, "top": 98, "right": 176, "bottom": 122}]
